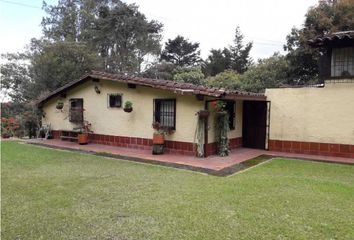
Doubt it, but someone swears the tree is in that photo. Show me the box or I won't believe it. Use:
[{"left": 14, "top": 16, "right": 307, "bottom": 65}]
[
  {"left": 172, "top": 67, "right": 205, "bottom": 85},
  {"left": 1, "top": 40, "right": 102, "bottom": 103},
  {"left": 203, "top": 26, "right": 252, "bottom": 76},
  {"left": 160, "top": 35, "right": 201, "bottom": 66},
  {"left": 284, "top": 0, "right": 354, "bottom": 84},
  {"left": 204, "top": 70, "right": 241, "bottom": 89},
  {"left": 0, "top": 53, "right": 33, "bottom": 102},
  {"left": 240, "top": 53, "right": 290, "bottom": 92},
  {"left": 30, "top": 40, "right": 102, "bottom": 94},
  {"left": 203, "top": 48, "right": 232, "bottom": 76},
  {"left": 229, "top": 26, "right": 253, "bottom": 74},
  {"left": 42, "top": 0, "right": 163, "bottom": 74},
  {"left": 93, "top": 2, "right": 163, "bottom": 73}
]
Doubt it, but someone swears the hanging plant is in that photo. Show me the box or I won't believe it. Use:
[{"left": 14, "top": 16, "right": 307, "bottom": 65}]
[
  {"left": 56, "top": 100, "right": 64, "bottom": 110},
  {"left": 215, "top": 111, "right": 230, "bottom": 157},
  {"left": 194, "top": 115, "right": 205, "bottom": 157},
  {"left": 197, "top": 110, "right": 209, "bottom": 119},
  {"left": 123, "top": 101, "right": 133, "bottom": 113}
]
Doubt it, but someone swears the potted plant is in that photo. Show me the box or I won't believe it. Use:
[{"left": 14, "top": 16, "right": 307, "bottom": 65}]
[
  {"left": 56, "top": 100, "right": 64, "bottom": 110},
  {"left": 123, "top": 101, "right": 133, "bottom": 113},
  {"left": 152, "top": 122, "right": 165, "bottom": 145},
  {"left": 197, "top": 110, "right": 209, "bottom": 119},
  {"left": 78, "top": 121, "right": 93, "bottom": 145},
  {"left": 151, "top": 122, "right": 174, "bottom": 154},
  {"left": 211, "top": 100, "right": 227, "bottom": 115}
]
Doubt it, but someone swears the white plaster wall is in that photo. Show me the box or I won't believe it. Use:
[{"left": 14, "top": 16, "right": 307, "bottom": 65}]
[
  {"left": 42, "top": 79, "right": 205, "bottom": 142},
  {"left": 266, "top": 81, "right": 354, "bottom": 144}
]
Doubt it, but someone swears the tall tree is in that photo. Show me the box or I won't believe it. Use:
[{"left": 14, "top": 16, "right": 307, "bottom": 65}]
[
  {"left": 93, "top": 2, "right": 163, "bottom": 73},
  {"left": 240, "top": 53, "right": 290, "bottom": 92},
  {"left": 42, "top": 0, "right": 163, "bottom": 74},
  {"left": 160, "top": 35, "right": 201, "bottom": 66},
  {"left": 229, "top": 26, "right": 253, "bottom": 74},
  {"left": 203, "top": 27, "right": 252, "bottom": 76},
  {"left": 284, "top": 0, "right": 354, "bottom": 84},
  {"left": 203, "top": 48, "right": 232, "bottom": 76}
]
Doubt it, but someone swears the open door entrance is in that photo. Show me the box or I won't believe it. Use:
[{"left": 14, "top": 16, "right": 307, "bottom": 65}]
[{"left": 242, "top": 101, "right": 270, "bottom": 149}]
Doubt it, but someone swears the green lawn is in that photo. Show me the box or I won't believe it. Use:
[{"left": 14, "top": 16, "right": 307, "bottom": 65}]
[{"left": 1, "top": 141, "right": 354, "bottom": 240}]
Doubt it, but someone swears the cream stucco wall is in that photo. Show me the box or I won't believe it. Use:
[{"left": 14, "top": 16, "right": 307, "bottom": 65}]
[
  {"left": 207, "top": 100, "right": 243, "bottom": 143},
  {"left": 42, "top": 79, "right": 206, "bottom": 143},
  {"left": 265, "top": 81, "right": 354, "bottom": 144}
]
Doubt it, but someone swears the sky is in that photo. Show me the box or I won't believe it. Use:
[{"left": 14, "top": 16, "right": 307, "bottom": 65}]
[{"left": 0, "top": 0, "right": 318, "bottom": 61}]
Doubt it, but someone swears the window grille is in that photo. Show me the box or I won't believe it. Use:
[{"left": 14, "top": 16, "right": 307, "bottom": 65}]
[
  {"left": 154, "top": 99, "right": 176, "bottom": 130},
  {"left": 331, "top": 47, "right": 354, "bottom": 77},
  {"left": 108, "top": 94, "right": 122, "bottom": 108}
]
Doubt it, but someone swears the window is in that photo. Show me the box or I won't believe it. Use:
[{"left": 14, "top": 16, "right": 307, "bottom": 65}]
[
  {"left": 331, "top": 47, "right": 354, "bottom": 77},
  {"left": 69, "top": 99, "right": 83, "bottom": 123},
  {"left": 108, "top": 94, "right": 122, "bottom": 108},
  {"left": 154, "top": 99, "right": 176, "bottom": 130},
  {"left": 225, "top": 101, "right": 235, "bottom": 130}
]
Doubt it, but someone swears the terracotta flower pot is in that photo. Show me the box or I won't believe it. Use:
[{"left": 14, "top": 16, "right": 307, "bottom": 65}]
[
  {"left": 78, "top": 133, "right": 89, "bottom": 145},
  {"left": 153, "top": 133, "right": 165, "bottom": 145},
  {"left": 123, "top": 107, "right": 133, "bottom": 113}
]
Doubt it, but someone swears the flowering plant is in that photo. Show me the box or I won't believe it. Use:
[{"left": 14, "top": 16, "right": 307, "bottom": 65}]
[
  {"left": 152, "top": 121, "right": 174, "bottom": 135},
  {"left": 1, "top": 117, "right": 20, "bottom": 137},
  {"left": 211, "top": 100, "right": 226, "bottom": 112}
]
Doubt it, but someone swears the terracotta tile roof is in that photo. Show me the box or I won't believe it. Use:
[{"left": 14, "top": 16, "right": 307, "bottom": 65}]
[
  {"left": 37, "top": 70, "right": 265, "bottom": 106},
  {"left": 308, "top": 30, "right": 354, "bottom": 47}
]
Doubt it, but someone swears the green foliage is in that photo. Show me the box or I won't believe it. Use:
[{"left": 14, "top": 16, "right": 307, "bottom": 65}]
[
  {"left": 93, "top": 2, "right": 163, "bottom": 73},
  {"left": 161, "top": 35, "right": 201, "bottom": 66},
  {"left": 205, "top": 70, "right": 241, "bottom": 89},
  {"left": 30, "top": 40, "right": 102, "bottom": 96},
  {"left": 215, "top": 112, "right": 230, "bottom": 157},
  {"left": 240, "top": 53, "right": 290, "bottom": 92},
  {"left": 229, "top": 26, "right": 253, "bottom": 74},
  {"left": 203, "top": 48, "right": 232, "bottom": 76},
  {"left": 172, "top": 66, "right": 205, "bottom": 85},
  {"left": 204, "top": 26, "right": 252, "bottom": 76},
  {"left": 142, "top": 61, "right": 176, "bottom": 80},
  {"left": 124, "top": 101, "right": 133, "bottom": 109},
  {"left": 284, "top": 0, "right": 354, "bottom": 84}
]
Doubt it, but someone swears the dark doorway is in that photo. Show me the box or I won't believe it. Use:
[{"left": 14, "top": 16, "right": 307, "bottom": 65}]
[{"left": 242, "top": 101, "right": 269, "bottom": 149}]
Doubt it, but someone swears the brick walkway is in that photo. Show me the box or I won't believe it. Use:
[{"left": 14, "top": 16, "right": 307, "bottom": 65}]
[{"left": 26, "top": 139, "right": 354, "bottom": 175}]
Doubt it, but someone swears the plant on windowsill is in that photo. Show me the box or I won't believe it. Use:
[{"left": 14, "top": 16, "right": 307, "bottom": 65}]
[
  {"left": 77, "top": 120, "right": 93, "bottom": 145},
  {"left": 123, "top": 101, "right": 133, "bottom": 113},
  {"left": 56, "top": 100, "right": 64, "bottom": 110}
]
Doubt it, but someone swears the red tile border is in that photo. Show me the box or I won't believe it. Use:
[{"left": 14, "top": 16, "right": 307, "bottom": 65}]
[
  {"left": 269, "top": 139, "right": 354, "bottom": 159},
  {"left": 52, "top": 130, "right": 195, "bottom": 156}
]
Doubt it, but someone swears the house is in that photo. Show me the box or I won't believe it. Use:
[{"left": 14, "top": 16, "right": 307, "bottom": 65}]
[
  {"left": 38, "top": 31, "right": 354, "bottom": 159},
  {"left": 38, "top": 71, "right": 267, "bottom": 157},
  {"left": 266, "top": 31, "right": 354, "bottom": 158}
]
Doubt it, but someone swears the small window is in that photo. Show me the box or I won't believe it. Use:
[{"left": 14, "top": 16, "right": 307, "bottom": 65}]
[
  {"left": 154, "top": 99, "right": 176, "bottom": 130},
  {"left": 225, "top": 101, "right": 235, "bottom": 130},
  {"left": 108, "top": 94, "right": 122, "bottom": 108}
]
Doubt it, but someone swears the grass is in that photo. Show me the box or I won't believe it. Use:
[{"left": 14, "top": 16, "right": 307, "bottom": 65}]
[{"left": 1, "top": 141, "right": 354, "bottom": 240}]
